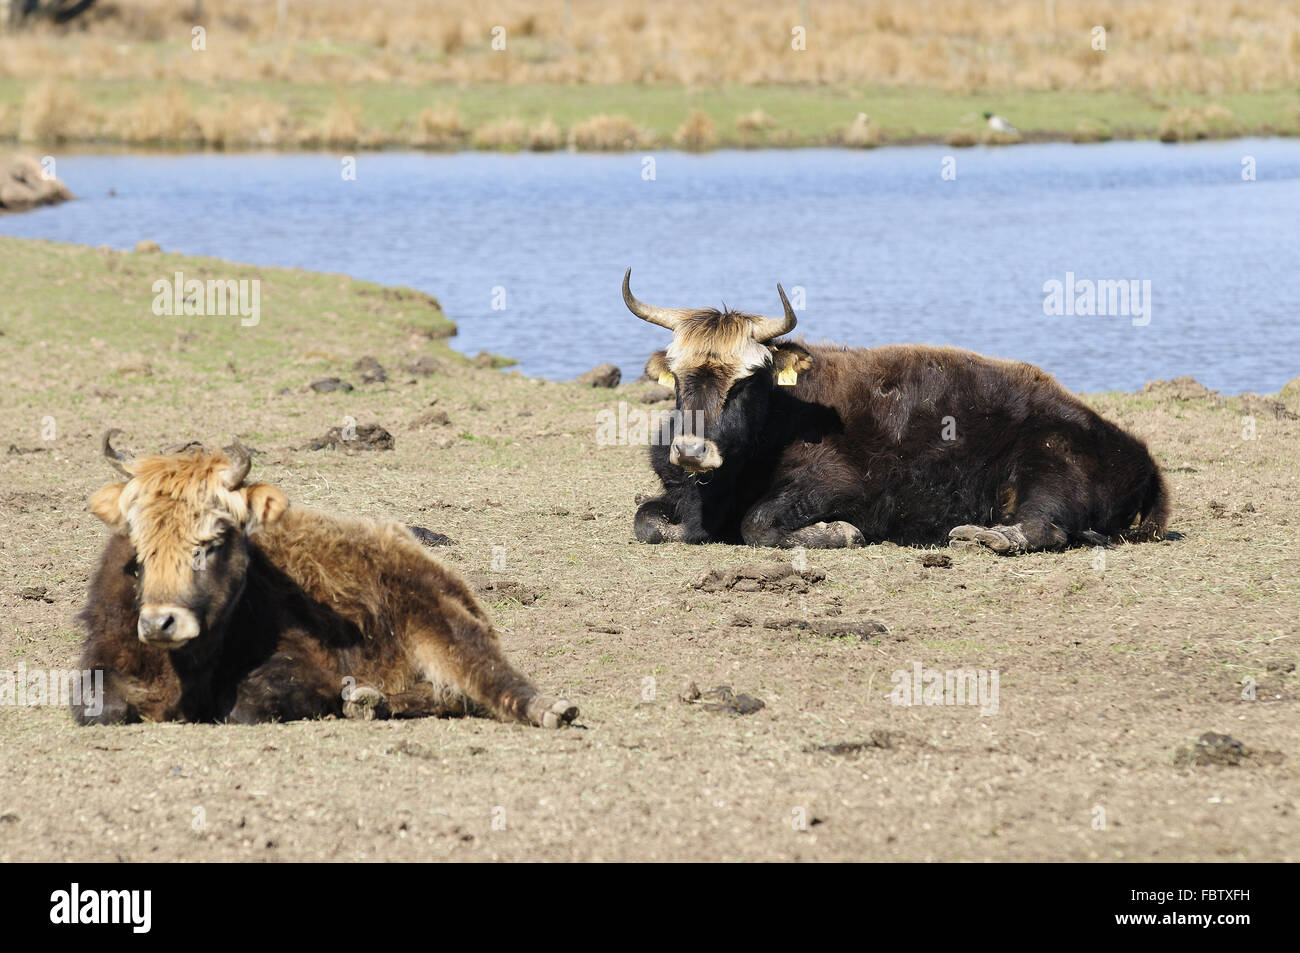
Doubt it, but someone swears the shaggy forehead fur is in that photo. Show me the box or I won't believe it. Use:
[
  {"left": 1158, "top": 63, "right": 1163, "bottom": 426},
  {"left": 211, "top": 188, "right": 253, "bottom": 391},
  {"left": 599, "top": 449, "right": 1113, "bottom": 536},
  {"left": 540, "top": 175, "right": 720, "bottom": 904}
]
[
  {"left": 665, "top": 309, "right": 773, "bottom": 380},
  {"left": 114, "top": 451, "right": 250, "bottom": 561}
]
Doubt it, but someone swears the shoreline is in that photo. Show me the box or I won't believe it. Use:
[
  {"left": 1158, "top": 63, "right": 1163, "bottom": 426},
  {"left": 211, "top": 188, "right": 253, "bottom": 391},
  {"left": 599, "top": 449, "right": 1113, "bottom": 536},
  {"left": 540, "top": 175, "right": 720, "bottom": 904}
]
[{"left": 1, "top": 235, "right": 1293, "bottom": 403}]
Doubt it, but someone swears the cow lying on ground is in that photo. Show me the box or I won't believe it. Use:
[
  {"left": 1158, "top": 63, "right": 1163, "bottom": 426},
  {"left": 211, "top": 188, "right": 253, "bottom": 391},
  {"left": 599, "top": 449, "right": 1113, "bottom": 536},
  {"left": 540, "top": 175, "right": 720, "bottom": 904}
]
[
  {"left": 73, "top": 432, "right": 577, "bottom": 727},
  {"left": 623, "top": 270, "right": 1169, "bottom": 553}
]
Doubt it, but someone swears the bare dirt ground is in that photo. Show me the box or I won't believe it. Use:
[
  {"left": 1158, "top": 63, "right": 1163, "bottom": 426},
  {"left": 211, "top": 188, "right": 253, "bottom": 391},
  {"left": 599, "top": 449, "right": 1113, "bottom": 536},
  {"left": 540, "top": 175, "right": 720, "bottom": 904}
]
[{"left": 0, "top": 237, "right": 1296, "bottom": 861}]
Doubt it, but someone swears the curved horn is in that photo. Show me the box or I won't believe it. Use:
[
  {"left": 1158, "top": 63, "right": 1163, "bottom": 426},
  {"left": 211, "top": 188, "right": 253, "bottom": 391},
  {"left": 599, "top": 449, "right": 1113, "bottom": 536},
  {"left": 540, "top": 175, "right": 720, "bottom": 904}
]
[
  {"left": 222, "top": 435, "right": 251, "bottom": 489},
  {"left": 102, "top": 428, "right": 134, "bottom": 479},
  {"left": 622, "top": 269, "right": 693, "bottom": 331},
  {"left": 752, "top": 283, "right": 798, "bottom": 342}
]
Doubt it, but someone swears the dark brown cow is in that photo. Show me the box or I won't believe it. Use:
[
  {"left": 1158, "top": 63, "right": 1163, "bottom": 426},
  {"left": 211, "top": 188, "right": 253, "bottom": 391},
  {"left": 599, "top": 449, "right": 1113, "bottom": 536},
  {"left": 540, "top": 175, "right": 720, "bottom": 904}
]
[
  {"left": 624, "top": 270, "right": 1169, "bottom": 552},
  {"left": 74, "top": 432, "right": 577, "bottom": 727}
]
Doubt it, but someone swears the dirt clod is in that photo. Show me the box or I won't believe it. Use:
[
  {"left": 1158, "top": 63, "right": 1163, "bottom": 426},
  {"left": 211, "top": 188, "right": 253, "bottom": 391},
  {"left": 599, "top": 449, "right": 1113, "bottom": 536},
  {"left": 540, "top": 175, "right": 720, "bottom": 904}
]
[
  {"left": 309, "top": 377, "right": 353, "bottom": 393},
  {"left": 809, "top": 731, "right": 899, "bottom": 755},
  {"left": 1142, "top": 376, "right": 1219, "bottom": 401},
  {"left": 763, "top": 617, "right": 890, "bottom": 640},
  {"left": 407, "top": 356, "right": 443, "bottom": 377},
  {"left": 469, "top": 575, "right": 540, "bottom": 606},
  {"left": 920, "top": 552, "right": 953, "bottom": 568},
  {"left": 1175, "top": 731, "right": 1284, "bottom": 767},
  {"left": 410, "top": 410, "right": 450, "bottom": 429},
  {"left": 407, "top": 526, "right": 453, "bottom": 547},
  {"left": 693, "top": 562, "right": 825, "bottom": 593},
  {"left": 353, "top": 356, "right": 387, "bottom": 383},
  {"left": 19, "top": 586, "right": 52, "bottom": 603},
  {"left": 683, "top": 684, "right": 765, "bottom": 715},
  {"left": 306, "top": 423, "right": 394, "bottom": 451}
]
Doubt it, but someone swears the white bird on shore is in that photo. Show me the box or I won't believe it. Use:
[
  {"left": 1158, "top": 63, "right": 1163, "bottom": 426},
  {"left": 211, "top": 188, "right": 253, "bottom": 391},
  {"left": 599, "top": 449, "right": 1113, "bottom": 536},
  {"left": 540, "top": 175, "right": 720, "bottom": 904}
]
[{"left": 984, "top": 110, "right": 1017, "bottom": 134}]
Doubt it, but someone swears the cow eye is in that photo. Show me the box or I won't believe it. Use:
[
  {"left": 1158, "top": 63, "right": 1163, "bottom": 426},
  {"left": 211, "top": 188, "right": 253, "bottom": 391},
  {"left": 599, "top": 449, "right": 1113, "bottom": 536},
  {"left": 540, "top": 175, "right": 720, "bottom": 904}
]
[{"left": 124, "top": 559, "right": 139, "bottom": 578}]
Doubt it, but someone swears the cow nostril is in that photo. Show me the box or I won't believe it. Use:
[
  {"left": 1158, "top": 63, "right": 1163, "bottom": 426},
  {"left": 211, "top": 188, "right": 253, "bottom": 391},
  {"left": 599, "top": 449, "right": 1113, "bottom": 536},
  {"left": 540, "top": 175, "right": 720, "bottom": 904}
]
[{"left": 159, "top": 614, "right": 175, "bottom": 633}]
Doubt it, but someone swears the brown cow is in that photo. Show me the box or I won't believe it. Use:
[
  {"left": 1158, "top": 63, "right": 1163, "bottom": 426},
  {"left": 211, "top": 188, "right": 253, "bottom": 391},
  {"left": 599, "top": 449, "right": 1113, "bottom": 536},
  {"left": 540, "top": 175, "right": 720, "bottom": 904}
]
[
  {"left": 623, "top": 270, "right": 1169, "bottom": 552},
  {"left": 73, "top": 432, "right": 577, "bottom": 727}
]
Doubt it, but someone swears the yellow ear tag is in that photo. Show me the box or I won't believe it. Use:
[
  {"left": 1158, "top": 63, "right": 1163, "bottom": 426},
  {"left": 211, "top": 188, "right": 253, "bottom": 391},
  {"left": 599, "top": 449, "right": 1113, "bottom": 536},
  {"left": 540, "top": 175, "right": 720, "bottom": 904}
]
[
  {"left": 777, "top": 368, "right": 798, "bottom": 386},
  {"left": 658, "top": 372, "right": 675, "bottom": 387}
]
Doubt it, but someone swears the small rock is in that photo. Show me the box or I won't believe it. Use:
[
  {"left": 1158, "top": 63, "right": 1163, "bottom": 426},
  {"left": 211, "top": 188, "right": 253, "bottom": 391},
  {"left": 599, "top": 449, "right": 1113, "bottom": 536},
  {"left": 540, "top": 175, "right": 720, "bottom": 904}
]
[
  {"left": 1, "top": 155, "right": 71, "bottom": 214},
  {"left": 575, "top": 362, "right": 622, "bottom": 388}
]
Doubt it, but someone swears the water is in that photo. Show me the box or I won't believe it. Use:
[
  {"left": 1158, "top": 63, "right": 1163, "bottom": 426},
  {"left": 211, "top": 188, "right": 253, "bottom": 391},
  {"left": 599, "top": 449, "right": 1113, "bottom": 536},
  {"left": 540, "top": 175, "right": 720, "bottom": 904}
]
[{"left": 4, "top": 140, "right": 1298, "bottom": 393}]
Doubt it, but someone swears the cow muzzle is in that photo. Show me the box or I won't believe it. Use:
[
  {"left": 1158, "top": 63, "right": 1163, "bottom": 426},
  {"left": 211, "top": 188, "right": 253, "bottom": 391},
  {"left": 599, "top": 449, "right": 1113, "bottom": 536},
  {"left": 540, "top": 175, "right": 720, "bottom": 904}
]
[
  {"left": 137, "top": 604, "right": 201, "bottom": 647},
  {"left": 670, "top": 435, "right": 724, "bottom": 473}
]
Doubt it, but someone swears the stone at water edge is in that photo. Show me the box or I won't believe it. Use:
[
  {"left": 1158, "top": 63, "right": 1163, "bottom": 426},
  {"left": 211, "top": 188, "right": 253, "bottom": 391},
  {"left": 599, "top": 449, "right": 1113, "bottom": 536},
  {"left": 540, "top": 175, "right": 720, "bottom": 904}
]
[
  {"left": 575, "top": 362, "right": 622, "bottom": 388},
  {"left": 0, "top": 155, "right": 72, "bottom": 213}
]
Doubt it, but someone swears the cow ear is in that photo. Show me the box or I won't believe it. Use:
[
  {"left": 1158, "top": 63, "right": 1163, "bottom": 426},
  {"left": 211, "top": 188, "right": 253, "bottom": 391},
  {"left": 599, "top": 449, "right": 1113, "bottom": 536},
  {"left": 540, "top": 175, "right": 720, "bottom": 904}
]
[
  {"left": 89, "top": 483, "right": 128, "bottom": 532},
  {"left": 645, "top": 350, "right": 674, "bottom": 387},
  {"left": 771, "top": 343, "right": 812, "bottom": 382},
  {"left": 647, "top": 348, "right": 676, "bottom": 382},
  {"left": 244, "top": 483, "right": 288, "bottom": 531}
]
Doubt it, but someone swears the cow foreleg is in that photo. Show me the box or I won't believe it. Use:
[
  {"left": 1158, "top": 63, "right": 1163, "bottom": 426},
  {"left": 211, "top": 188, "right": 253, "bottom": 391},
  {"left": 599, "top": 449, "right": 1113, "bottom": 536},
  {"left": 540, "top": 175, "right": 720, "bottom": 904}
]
[
  {"left": 740, "top": 494, "right": 865, "bottom": 549},
  {"left": 634, "top": 496, "right": 715, "bottom": 543},
  {"left": 228, "top": 651, "right": 347, "bottom": 724},
  {"left": 72, "top": 670, "right": 143, "bottom": 725}
]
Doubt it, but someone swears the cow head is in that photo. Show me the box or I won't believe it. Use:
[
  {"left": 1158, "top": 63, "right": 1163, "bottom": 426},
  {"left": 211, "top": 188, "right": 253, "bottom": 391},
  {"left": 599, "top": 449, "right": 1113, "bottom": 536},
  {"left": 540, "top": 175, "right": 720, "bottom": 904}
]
[
  {"left": 624, "top": 269, "right": 812, "bottom": 474},
  {"left": 88, "top": 431, "right": 287, "bottom": 648}
]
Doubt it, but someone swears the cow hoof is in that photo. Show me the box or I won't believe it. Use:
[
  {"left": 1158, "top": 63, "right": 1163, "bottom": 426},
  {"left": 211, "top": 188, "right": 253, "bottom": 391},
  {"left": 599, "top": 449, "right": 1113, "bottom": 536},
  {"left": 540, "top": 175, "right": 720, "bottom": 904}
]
[
  {"left": 815, "top": 521, "right": 865, "bottom": 548},
  {"left": 528, "top": 695, "right": 578, "bottom": 729},
  {"left": 948, "top": 524, "right": 1026, "bottom": 555},
  {"left": 343, "top": 685, "right": 390, "bottom": 721}
]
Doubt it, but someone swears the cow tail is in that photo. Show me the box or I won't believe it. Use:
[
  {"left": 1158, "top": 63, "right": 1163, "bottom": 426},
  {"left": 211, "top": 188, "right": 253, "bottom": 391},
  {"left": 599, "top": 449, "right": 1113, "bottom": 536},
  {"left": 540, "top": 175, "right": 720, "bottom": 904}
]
[{"left": 1118, "top": 467, "right": 1170, "bottom": 543}]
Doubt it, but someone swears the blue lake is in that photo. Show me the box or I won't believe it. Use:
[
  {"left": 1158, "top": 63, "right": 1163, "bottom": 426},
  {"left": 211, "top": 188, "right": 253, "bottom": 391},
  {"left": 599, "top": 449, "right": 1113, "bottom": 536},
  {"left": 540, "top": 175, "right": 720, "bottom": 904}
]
[{"left": 3, "top": 139, "right": 1298, "bottom": 393}]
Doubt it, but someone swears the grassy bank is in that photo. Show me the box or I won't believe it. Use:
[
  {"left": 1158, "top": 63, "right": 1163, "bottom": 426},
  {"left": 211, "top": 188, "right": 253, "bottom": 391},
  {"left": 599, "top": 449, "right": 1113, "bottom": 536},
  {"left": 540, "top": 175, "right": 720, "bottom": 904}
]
[
  {"left": 2, "top": 78, "right": 1298, "bottom": 150},
  {"left": 1, "top": 235, "right": 1298, "bottom": 861}
]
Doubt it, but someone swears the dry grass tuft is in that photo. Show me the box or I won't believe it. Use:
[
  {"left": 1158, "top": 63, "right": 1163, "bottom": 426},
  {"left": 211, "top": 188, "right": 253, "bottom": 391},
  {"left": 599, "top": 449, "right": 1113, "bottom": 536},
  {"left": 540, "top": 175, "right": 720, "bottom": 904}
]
[
  {"left": 18, "top": 80, "right": 98, "bottom": 144},
  {"left": 471, "top": 117, "right": 529, "bottom": 150},
  {"left": 944, "top": 128, "right": 979, "bottom": 148},
  {"left": 569, "top": 114, "right": 651, "bottom": 151},
  {"left": 841, "top": 112, "right": 883, "bottom": 148},
  {"left": 412, "top": 104, "right": 465, "bottom": 149},
  {"left": 1071, "top": 118, "right": 1113, "bottom": 143},
  {"left": 197, "top": 98, "right": 294, "bottom": 149},
  {"left": 527, "top": 117, "right": 564, "bottom": 151},
  {"left": 320, "top": 92, "right": 362, "bottom": 148},
  {"left": 5, "top": 0, "right": 1296, "bottom": 94},
  {"left": 1157, "top": 104, "right": 1244, "bottom": 142},
  {"left": 117, "top": 88, "right": 199, "bottom": 145},
  {"left": 672, "top": 108, "right": 717, "bottom": 151}
]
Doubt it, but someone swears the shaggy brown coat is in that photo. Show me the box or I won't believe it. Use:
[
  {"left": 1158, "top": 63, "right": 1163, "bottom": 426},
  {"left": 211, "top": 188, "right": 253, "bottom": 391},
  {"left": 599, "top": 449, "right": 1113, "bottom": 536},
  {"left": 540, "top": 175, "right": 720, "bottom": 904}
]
[{"left": 75, "top": 447, "right": 577, "bottom": 727}]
